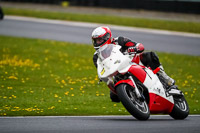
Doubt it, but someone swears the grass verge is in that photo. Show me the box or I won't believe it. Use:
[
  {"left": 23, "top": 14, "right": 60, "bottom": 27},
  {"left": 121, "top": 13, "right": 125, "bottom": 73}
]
[
  {"left": 3, "top": 7, "right": 200, "bottom": 34},
  {"left": 0, "top": 35, "right": 200, "bottom": 116}
]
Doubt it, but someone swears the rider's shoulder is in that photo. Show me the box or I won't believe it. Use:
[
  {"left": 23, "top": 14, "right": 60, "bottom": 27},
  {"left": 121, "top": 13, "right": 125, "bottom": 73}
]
[
  {"left": 113, "top": 36, "right": 126, "bottom": 40},
  {"left": 114, "top": 36, "right": 134, "bottom": 46},
  {"left": 113, "top": 36, "right": 127, "bottom": 43},
  {"left": 113, "top": 37, "right": 119, "bottom": 42}
]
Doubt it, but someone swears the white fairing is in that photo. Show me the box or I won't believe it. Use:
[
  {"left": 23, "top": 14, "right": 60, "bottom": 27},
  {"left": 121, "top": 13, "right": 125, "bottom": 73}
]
[
  {"left": 97, "top": 44, "right": 133, "bottom": 81},
  {"left": 143, "top": 68, "right": 174, "bottom": 103},
  {"left": 96, "top": 44, "right": 174, "bottom": 104}
]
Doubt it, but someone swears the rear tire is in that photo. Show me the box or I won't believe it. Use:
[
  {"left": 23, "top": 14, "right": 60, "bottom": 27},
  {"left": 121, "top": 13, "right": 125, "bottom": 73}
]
[
  {"left": 116, "top": 84, "right": 150, "bottom": 120},
  {"left": 170, "top": 95, "right": 189, "bottom": 120}
]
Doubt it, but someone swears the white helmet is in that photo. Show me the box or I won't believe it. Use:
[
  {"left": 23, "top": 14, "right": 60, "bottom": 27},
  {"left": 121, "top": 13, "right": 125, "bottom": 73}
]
[{"left": 91, "top": 26, "right": 112, "bottom": 50}]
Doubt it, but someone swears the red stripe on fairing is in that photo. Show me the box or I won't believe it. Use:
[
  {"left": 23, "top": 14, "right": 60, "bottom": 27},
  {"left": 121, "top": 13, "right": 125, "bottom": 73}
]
[
  {"left": 114, "top": 79, "right": 134, "bottom": 88},
  {"left": 128, "top": 65, "right": 146, "bottom": 83},
  {"left": 149, "top": 93, "right": 174, "bottom": 114},
  {"left": 131, "top": 55, "right": 140, "bottom": 64},
  {"left": 153, "top": 67, "right": 160, "bottom": 74}
]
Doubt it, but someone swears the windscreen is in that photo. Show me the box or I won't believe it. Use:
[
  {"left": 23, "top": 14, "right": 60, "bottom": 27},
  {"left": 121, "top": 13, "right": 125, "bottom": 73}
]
[{"left": 99, "top": 44, "right": 114, "bottom": 60}]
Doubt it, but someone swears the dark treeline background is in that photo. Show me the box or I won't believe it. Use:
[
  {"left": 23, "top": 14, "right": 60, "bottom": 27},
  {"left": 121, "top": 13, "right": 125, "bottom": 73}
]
[{"left": 2, "top": 0, "right": 200, "bottom": 14}]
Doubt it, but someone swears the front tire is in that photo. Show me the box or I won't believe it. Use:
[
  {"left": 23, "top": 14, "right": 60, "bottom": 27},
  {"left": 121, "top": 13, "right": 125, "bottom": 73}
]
[
  {"left": 170, "top": 95, "right": 189, "bottom": 120},
  {"left": 116, "top": 84, "right": 150, "bottom": 120}
]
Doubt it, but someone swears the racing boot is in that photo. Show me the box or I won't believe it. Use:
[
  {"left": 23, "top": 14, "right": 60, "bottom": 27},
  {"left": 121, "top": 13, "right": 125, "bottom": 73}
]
[{"left": 157, "top": 65, "right": 175, "bottom": 87}]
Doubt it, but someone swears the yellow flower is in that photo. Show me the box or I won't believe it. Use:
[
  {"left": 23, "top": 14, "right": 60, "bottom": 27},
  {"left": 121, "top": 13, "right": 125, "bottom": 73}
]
[
  {"left": 22, "top": 79, "right": 25, "bottom": 83},
  {"left": 61, "top": 80, "right": 66, "bottom": 84},
  {"left": 48, "top": 106, "right": 55, "bottom": 109},
  {"left": 8, "top": 76, "right": 18, "bottom": 80},
  {"left": 71, "top": 94, "right": 75, "bottom": 97},
  {"left": 54, "top": 94, "right": 58, "bottom": 98},
  {"left": 65, "top": 91, "right": 69, "bottom": 95},
  {"left": 188, "top": 75, "right": 193, "bottom": 79},
  {"left": 0, "top": 55, "right": 40, "bottom": 68},
  {"left": 89, "top": 80, "right": 95, "bottom": 84},
  {"left": 44, "top": 49, "right": 49, "bottom": 54},
  {"left": 95, "top": 76, "right": 98, "bottom": 81},
  {"left": 7, "top": 87, "right": 13, "bottom": 90},
  {"left": 65, "top": 60, "right": 69, "bottom": 64},
  {"left": 26, "top": 108, "right": 33, "bottom": 112},
  {"left": 80, "top": 86, "right": 84, "bottom": 90}
]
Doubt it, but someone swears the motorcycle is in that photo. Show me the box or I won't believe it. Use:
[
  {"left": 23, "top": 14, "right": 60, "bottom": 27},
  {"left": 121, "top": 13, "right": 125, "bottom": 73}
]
[{"left": 96, "top": 44, "right": 189, "bottom": 120}]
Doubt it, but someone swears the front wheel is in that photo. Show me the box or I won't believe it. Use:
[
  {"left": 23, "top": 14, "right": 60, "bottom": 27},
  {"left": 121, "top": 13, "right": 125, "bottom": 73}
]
[
  {"left": 170, "top": 95, "right": 189, "bottom": 120},
  {"left": 116, "top": 84, "right": 150, "bottom": 120}
]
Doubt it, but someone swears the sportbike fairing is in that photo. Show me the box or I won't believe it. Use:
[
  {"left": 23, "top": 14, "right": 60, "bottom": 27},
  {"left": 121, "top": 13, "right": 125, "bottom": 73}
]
[
  {"left": 98, "top": 44, "right": 114, "bottom": 61},
  {"left": 97, "top": 44, "right": 133, "bottom": 79}
]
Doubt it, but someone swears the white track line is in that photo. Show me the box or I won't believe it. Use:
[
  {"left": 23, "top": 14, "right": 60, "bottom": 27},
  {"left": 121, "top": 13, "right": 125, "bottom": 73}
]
[
  {"left": 0, "top": 115, "right": 199, "bottom": 119},
  {"left": 5, "top": 15, "right": 200, "bottom": 38}
]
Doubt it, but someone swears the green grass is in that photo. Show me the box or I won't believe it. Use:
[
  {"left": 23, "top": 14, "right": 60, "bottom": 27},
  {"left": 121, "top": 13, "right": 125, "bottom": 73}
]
[
  {"left": 3, "top": 7, "right": 200, "bottom": 34},
  {"left": 0, "top": 35, "right": 200, "bottom": 116}
]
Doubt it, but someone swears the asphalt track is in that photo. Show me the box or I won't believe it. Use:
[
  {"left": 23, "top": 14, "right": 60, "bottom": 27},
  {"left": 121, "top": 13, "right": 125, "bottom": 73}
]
[
  {"left": 0, "top": 115, "right": 200, "bottom": 133},
  {"left": 0, "top": 16, "right": 200, "bottom": 56}
]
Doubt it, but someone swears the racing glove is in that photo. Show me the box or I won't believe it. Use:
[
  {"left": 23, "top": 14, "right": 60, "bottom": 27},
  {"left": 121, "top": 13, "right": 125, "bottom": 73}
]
[
  {"left": 128, "top": 43, "right": 144, "bottom": 53},
  {"left": 128, "top": 47, "right": 137, "bottom": 53}
]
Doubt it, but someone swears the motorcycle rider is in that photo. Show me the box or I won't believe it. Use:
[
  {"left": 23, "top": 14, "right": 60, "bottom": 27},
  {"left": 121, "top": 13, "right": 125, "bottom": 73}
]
[{"left": 92, "top": 26, "right": 175, "bottom": 102}]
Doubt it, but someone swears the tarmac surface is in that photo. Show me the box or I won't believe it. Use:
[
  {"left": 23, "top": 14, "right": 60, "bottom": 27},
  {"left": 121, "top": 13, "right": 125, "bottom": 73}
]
[
  {"left": 0, "top": 115, "right": 200, "bottom": 133},
  {"left": 0, "top": 16, "right": 200, "bottom": 56}
]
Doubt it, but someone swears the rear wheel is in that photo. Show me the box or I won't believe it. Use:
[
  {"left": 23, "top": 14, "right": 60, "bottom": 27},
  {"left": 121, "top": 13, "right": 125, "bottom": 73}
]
[
  {"left": 170, "top": 95, "right": 189, "bottom": 120},
  {"left": 116, "top": 84, "right": 150, "bottom": 120}
]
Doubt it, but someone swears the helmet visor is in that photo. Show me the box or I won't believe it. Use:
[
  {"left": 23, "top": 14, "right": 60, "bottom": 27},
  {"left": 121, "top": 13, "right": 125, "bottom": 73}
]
[
  {"left": 92, "top": 33, "right": 110, "bottom": 48},
  {"left": 93, "top": 38, "right": 105, "bottom": 47}
]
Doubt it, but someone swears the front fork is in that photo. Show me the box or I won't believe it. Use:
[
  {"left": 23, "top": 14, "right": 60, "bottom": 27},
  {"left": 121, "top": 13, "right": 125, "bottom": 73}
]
[
  {"left": 106, "top": 75, "right": 145, "bottom": 101},
  {"left": 128, "top": 76, "right": 144, "bottom": 101}
]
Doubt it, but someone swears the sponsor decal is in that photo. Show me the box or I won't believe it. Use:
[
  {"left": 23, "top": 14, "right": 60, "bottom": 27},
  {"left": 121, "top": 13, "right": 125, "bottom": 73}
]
[
  {"left": 114, "top": 60, "right": 121, "bottom": 64},
  {"left": 100, "top": 68, "right": 105, "bottom": 75},
  {"left": 153, "top": 87, "right": 164, "bottom": 96}
]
